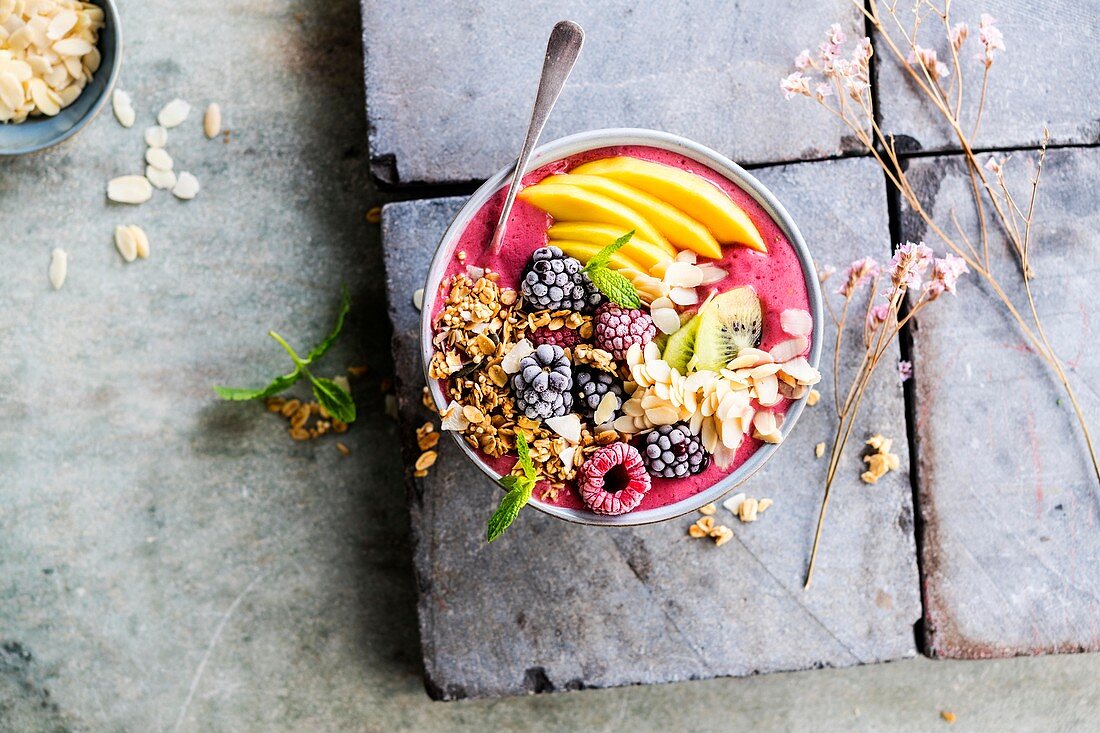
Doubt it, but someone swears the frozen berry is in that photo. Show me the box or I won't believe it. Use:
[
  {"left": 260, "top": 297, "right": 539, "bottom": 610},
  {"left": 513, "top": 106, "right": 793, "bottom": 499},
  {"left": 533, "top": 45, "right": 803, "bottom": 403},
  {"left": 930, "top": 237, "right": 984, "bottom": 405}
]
[
  {"left": 640, "top": 423, "right": 709, "bottom": 478},
  {"left": 577, "top": 442, "right": 651, "bottom": 515},
  {"left": 510, "top": 344, "right": 573, "bottom": 419},
  {"left": 531, "top": 325, "right": 581, "bottom": 350},
  {"left": 521, "top": 246, "right": 603, "bottom": 313},
  {"left": 573, "top": 367, "right": 624, "bottom": 421},
  {"left": 593, "top": 303, "right": 657, "bottom": 362}
]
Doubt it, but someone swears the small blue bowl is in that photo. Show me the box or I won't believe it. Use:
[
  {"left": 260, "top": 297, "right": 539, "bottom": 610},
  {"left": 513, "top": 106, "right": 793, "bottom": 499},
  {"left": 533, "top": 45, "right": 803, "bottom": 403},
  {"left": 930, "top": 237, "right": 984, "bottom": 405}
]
[{"left": 0, "top": 0, "right": 122, "bottom": 156}]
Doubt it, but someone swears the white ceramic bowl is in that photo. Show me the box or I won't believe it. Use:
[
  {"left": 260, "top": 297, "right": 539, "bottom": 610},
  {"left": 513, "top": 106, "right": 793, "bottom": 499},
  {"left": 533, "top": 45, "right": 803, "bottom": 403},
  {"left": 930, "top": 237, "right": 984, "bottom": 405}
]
[{"left": 420, "top": 128, "right": 823, "bottom": 526}]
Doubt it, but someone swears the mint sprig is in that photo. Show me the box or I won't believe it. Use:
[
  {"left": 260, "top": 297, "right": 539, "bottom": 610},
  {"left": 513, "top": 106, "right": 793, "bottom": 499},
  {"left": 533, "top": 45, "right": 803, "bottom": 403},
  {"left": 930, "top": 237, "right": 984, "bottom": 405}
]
[
  {"left": 581, "top": 230, "right": 643, "bottom": 309},
  {"left": 487, "top": 431, "right": 538, "bottom": 542},
  {"left": 214, "top": 288, "right": 356, "bottom": 424}
]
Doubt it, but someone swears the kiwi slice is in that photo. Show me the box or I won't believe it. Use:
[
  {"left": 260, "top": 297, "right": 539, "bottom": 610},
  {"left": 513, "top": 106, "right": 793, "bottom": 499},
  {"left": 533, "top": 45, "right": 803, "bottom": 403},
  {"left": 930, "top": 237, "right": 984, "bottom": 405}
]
[
  {"left": 662, "top": 314, "right": 700, "bottom": 374},
  {"left": 686, "top": 287, "right": 762, "bottom": 372}
]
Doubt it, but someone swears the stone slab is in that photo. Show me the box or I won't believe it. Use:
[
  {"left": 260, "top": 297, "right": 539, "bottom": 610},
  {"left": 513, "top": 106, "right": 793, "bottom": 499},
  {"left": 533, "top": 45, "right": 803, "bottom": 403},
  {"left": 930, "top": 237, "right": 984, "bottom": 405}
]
[
  {"left": 876, "top": 0, "right": 1100, "bottom": 152},
  {"left": 382, "top": 156, "right": 921, "bottom": 700},
  {"left": 902, "top": 148, "right": 1100, "bottom": 657},
  {"left": 361, "top": 0, "right": 863, "bottom": 185}
]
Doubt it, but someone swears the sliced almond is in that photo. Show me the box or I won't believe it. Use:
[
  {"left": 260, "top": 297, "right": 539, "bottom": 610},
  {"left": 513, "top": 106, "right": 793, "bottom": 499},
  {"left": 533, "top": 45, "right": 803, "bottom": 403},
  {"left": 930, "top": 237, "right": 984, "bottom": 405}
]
[
  {"left": 114, "top": 225, "right": 137, "bottom": 262},
  {"left": 662, "top": 261, "right": 705, "bottom": 288},
  {"left": 171, "top": 171, "right": 200, "bottom": 200},
  {"left": 815, "top": 441, "right": 826, "bottom": 458},
  {"left": 145, "top": 147, "right": 173, "bottom": 171},
  {"left": 107, "top": 175, "right": 153, "bottom": 204},
  {"left": 52, "top": 37, "right": 93, "bottom": 56},
  {"left": 48, "top": 247, "right": 67, "bottom": 290},
  {"left": 778, "top": 357, "right": 821, "bottom": 385},
  {"left": 46, "top": 10, "right": 78, "bottom": 40},
  {"left": 754, "top": 374, "right": 780, "bottom": 407},
  {"left": 145, "top": 166, "right": 177, "bottom": 190},
  {"left": 0, "top": 73, "right": 22, "bottom": 110},
  {"left": 652, "top": 307, "right": 681, "bottom": 335},
  {"left": 144, "top": 125, "right": 168, "bottom": 148},
  {"left": 157, "top": 98, "right": 191, "bottom": 128},
  {"left": 593, "top": 391, "right": 619, "bottom": 426},
  {"left": 668, "top": 286, "right": 699, "bottom": 306},
  {"left": 770, "top": 336, "right": 809, "bottom": 363},
  {"left": 728, "top": 348, "right": 773, "bottom": 370},
  {"left": 204, "top": 102, "right": 221, "bottom": 139},
  {"left": 696, "top": 263, "right": 729, "bottom": 286},
  {"left": 644, "top": 405, "right": 680, "bottom": 425},
  {"left": 780, "top": 308, "right": 813, "bottom": 337},
  {"left": 412, "top": 288, "right": 424, "bottom": 311},
  {"left": 27, "top": 77, "right": 59, "bottom": 115},
  {"left": 128, "top": 225, "right": 149, "bottom": 259}
]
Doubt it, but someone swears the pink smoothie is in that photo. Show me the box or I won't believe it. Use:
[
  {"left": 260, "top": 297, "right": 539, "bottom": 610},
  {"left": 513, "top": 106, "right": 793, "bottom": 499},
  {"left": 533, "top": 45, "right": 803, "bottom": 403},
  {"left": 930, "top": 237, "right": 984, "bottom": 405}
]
[{"left": 434, "top": 145, "right": 811, "bottom": 513}]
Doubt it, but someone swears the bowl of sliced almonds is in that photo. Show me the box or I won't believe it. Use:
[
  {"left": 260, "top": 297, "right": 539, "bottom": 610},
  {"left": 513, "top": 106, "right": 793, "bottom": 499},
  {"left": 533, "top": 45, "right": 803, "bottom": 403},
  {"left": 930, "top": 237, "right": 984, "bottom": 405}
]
[{"left": 0, "top": 0, "right": 122, "bottom": 155}]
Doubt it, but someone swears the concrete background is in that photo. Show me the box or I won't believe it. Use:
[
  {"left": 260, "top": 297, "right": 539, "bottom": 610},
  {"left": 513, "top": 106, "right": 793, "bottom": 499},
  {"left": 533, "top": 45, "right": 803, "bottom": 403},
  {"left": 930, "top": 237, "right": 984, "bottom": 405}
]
[{"left": 2, "top": 0, "right": 1099, "bottom": 731}]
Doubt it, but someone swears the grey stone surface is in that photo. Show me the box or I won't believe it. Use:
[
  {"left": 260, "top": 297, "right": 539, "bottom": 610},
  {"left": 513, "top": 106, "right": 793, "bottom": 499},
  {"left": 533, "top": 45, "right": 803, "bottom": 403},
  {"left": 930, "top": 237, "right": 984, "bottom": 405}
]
[
  {"left": 383, "top": 156, "right": 921, "bottom": 700},
  {"left": 903, "top": 148, "right": 1100, "bottom": 657},
  {"left": 876, "top": 0, "right": 1100, "bottom": 152},
  {"left": 361, "top": 0, "right": 862, "bottom": 185}
]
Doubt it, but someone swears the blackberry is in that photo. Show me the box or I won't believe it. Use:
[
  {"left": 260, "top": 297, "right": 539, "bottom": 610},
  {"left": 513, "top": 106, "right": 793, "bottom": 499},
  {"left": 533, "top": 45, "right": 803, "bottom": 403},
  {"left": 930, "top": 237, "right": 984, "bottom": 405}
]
[
  {"left": 573, "top": 367, "right": 624, "bottom": 421},
  {"left": 510, "top": 344, "right": 574, "bottom": 419},
  {"left": 640, "top": 423, "right": 709, "bottom": 478},
  {"left": 520, "top": 246, "right": 603, "bottom": 313}
]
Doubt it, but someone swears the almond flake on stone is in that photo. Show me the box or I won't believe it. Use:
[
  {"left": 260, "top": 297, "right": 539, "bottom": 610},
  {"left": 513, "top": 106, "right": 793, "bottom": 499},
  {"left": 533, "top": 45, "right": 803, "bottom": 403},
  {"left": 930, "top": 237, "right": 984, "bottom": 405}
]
[
  {"left": 652, "top": 307, "right": 681, "bottom": 335},
  {"left": 157, "top": 98, "right": 191, "bottom": 128},
  {"left": 500, "top": 338, "right": 534, "bottom": 374},
  {"left": 112, "top": 89, "right": 134, "bottom": 127},
  {"left": 781, "top": 308, "right": 813, "bottom": 337},
  {"left": 593, "top": 391, "right": 619, "bottom": 426},
  {"left": 128, "top": 225, "right": 149, "bottom": 259},
  {"left": 770, "top": 336, "right": 809, "bottom": 363},
  {"left": 145, "top": 147, "right": 173, "bottom": 171},
  {"left": 107, "top": 175, "right": 153, "bottom": 204},
  {"left": 545, "top": 414, "right": 582, "bottom": 443},
  {"left": 412, "top": 288, "right": 424, "bottom": 311},
  {"left": 48, "top": 248, "right": 67, "bottom": 290},
  {"left": 204, "top": 103, "right": 221, "bottom": 139},
  {"left": 114, "top": 225, "right": 138, "bottom": 262},
  {"left": 723, "top": 492, "right": 746, "bottom": 516},
  {"left": 146, "top": 166, "right": 177, "bottom": 190},
  {"left": 144, "top": 125, "right": 168, "bottom": 148},
  {"left": 171, "top": 172, "right": 200, "bottom": 200}
]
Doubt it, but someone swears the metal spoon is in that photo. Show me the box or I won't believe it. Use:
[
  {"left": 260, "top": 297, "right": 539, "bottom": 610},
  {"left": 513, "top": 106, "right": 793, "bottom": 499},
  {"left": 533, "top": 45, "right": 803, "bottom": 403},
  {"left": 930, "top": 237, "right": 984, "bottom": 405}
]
[{"left": 489, "top": 20, "right": 585, "bottom": 255}]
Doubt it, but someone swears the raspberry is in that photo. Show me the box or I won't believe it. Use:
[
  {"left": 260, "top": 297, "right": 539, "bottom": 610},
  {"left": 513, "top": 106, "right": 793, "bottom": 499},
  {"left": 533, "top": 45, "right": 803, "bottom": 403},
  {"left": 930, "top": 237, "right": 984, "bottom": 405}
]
[
  {"left": 510, "top": 344, "right": 573, "bottom": 419},
  {"left": 577, "top": 442, "right": 651, "bottom": 515},
  {"left": 530, "top": 325, "right": 581, "bottom": 350},
  {"left": 640, "top": 423, "right": 709, "bottom": 478},
  {"left": 520, "top": 246, "right": 603, "bottom": 313},
  {"left": 593, "top": 303, "right": 656, "bottom": 362},
  {"left": 573, "top": 367, "right": 624, "bottom": 420}
]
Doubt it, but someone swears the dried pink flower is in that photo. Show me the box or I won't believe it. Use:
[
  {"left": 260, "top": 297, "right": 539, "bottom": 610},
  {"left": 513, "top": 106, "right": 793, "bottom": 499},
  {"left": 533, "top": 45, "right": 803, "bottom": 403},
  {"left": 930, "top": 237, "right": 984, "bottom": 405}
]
[
  {"left": 898, "top": 360, "right": 913, "bottom": 383},
  {"left": 984, "top": 155, "right": 1002, "bottom": 174},
  {"left": 794, "top": 49, "right": 812, "bottom": 70},
  {"left": 950, "top": 22, "right": 969, "bottom": 51},
  {"left": 838, "top": 257, "right": 880, "bottom": 297},
  {"left": 819, "top": 264, "right": 837, "bottom": 283},
  {"left": 852, "top": 37, "right": 874, "bottom": 63},
  {"left": 923, "top": 254, "right": 970, "bottom": 299},
  {"left": 976, "top": 13, "right": 1005, "bottom": 67},
  {"left": 867, "top": 302, "right": 892, "bottom": 330},
  {"left": 908, "top": 45, "right": 949, "bottom": 79},
  {"left": 781, "top": 71, "right": 812, "bottom": 99},
  {"left": 826, "top": 23, "right": 847, "bottom": 46},
  {"left": 888, "top": 241, "right": 934, "bottom": 291},
  {"left": 814, "top": 82, "right": 834, "bottom": 100}
]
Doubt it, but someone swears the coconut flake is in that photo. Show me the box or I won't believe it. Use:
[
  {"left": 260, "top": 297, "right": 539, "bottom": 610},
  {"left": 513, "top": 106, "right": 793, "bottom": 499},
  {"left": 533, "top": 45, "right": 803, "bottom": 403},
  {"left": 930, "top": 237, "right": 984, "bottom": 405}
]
[
  {"left": 723, "top": 492, "right": 747, "bottom": 515},
  {"left": 559, "top": 446, "right": 578, "bottom": 470},
  {"left": 780, "top": 308, "right": 813, "bottom": 337},
  {"left": 545, "top": 414, "right": 582, "bottom": 443},
  {"left": 440, "top": 400, "right": 470, "bottom": 431},
  {"left": 500, "top": 338, "right": 534, "bottom": 374}
]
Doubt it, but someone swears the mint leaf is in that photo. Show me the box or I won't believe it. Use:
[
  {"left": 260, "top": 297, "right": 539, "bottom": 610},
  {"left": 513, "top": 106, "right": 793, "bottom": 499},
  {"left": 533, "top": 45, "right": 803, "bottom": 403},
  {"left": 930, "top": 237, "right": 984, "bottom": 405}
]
[
  {"left": 515, "top": 431, "right": 536, "bottom": 481},
  {"left": 589, "top": 267, "right": 642, "bottom": 309},
  {"left": 307, "top": 287, "right": 351, "bottom": 362},
  {"left": 582, "top": 230, "right": 634, "bottom": 273},
  {"left": 309, "top": 376, "right": 356, "bottom": 423},
  {"left": 214, "top": 371, "right": 300, "bottom": 401},
  {"left": 487, "top": 477, "right": 534, "bottom": 542}
]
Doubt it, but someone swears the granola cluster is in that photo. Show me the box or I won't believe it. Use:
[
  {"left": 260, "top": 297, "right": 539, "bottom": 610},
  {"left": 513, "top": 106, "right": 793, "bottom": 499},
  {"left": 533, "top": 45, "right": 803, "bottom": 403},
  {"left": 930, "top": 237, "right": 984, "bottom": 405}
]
[{"left": 427, "top": 273, "right": 630, "bottom": 493}]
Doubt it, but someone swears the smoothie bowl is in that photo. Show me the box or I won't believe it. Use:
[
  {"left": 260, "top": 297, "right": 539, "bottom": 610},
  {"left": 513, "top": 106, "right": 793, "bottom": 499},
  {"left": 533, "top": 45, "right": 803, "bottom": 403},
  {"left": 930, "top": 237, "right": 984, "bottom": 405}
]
[{"left": 421, "top": 129, "right": 823, "bottom": 528}]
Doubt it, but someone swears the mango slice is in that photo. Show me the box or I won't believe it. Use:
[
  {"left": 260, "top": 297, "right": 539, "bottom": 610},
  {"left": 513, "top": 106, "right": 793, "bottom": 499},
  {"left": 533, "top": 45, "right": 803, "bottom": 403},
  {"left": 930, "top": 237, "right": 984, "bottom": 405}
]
[
  {"left": 551, "top": 240, "right": 645, "bottom": 273},
  {"left": 547, "top": 222, "right": 673, "bottom": 271},
  {"left": 543, "top": 175, "right": 723, "bottom": 260},
  {"left": 570, "top": 157, "right": 767, "bottom": 253},
  {"left": 517, "top": 184, "right": 673, "bottom": 256}
]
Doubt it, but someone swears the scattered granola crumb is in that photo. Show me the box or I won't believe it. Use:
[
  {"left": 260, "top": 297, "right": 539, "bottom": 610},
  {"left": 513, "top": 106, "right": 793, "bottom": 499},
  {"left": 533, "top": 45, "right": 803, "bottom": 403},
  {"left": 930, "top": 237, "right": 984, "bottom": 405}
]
[
  {"left": 698, "top": 503, "right": 716, "bottom": 516},
  {"left": 421, "top": 386, "right": 434, "bottom": 410},
  {"left": 815, "top": 441, "right": 826, "bottom": 458},
  {"left": 862, "top": 434, "right": 901, "bottom": 484},
  {"left": 347, "top": 365, "right": 369, "bottom": 378},
  {"left": 366, "top": 206, "right": 382, "bottom": 224},
  {"left": 711, "top": 525, "right": 733, "bottom": 546},
  {"left": 807, "top": 389, "right": 820, "bottom": 406},
  {"left": 336, "top": 442, "right": 351, "bottom": 456},
  {"left": 265, "top": 397, "right": 346, "bottom": 442},
  {"left": 757, "top": 498, "right": 773, "bottom": 513},
  {"left": 456, "top": 250, "right": 467, "bottom": 261},
  {"left": 738, "top": 497, "right": 760, "bottom": 523},
  {"left": 940, "top": 711, "right": 956, "bottom": 724},
  {"left": 415, "top": 451, "right": 438, "bottom": 471},
  {"left": 413, "top": 468, "right": 428, "bottom": 478}
]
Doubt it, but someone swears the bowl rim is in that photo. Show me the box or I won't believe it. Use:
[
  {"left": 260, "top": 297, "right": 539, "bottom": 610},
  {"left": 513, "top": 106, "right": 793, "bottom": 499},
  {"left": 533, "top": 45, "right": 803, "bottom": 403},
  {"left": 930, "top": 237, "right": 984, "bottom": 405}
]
[
  {"left": 419, "top": 127, "right": 824, "bottom": 526},
  {"left": 0, "top": 0, "right": 123, "bottom": 156}
]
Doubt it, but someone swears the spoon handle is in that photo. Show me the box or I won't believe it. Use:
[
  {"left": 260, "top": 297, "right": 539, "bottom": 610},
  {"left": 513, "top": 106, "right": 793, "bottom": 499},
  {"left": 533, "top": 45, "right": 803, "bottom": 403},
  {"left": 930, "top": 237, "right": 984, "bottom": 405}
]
[{"left": 489, "top": 20, "right": 584, "bottom": 255}]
